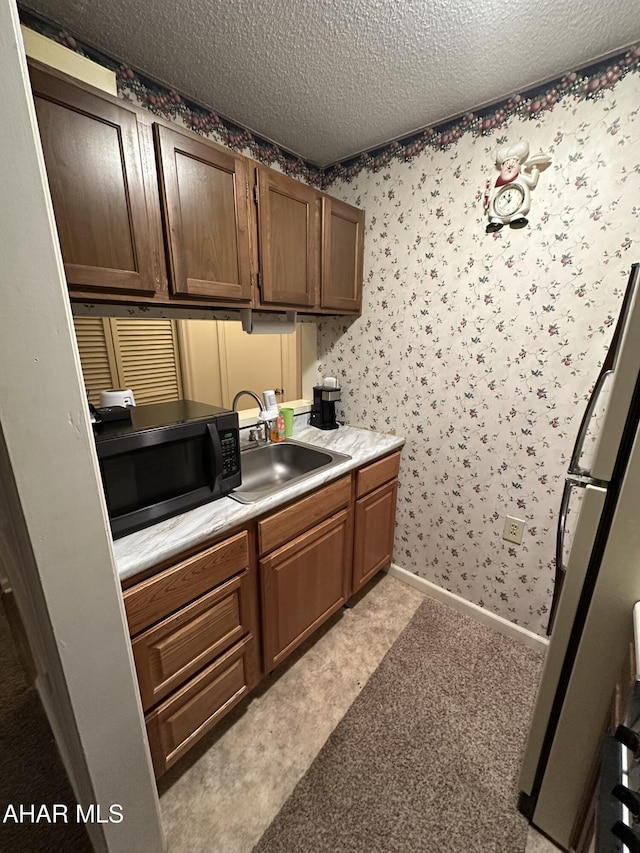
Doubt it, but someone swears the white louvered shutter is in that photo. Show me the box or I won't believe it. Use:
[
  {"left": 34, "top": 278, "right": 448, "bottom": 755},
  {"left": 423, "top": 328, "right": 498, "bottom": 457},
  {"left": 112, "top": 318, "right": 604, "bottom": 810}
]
[
  {"left": 72, "top": 317, "right": 117, "bottom": 406},
  {"left": 111, "top": 318, "right": 183, "bottom": 405}
]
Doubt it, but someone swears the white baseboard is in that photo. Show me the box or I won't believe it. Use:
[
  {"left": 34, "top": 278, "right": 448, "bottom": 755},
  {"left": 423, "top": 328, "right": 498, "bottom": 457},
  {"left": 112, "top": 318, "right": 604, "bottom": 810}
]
[{"left": 386, "top": 563, "right": 549, "bottom": 654}]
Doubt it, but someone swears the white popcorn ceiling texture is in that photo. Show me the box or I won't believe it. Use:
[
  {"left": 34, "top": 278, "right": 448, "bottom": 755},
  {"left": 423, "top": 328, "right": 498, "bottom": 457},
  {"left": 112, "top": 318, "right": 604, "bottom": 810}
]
[{"left": 23, "top": 0, "right": 640, "bottom": 165}]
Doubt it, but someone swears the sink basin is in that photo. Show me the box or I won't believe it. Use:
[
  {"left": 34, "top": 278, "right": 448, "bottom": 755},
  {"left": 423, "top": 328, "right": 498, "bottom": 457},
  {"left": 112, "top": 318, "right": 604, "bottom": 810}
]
[{"left": 230, "top": 439, "right": 351, "bottom": 504}]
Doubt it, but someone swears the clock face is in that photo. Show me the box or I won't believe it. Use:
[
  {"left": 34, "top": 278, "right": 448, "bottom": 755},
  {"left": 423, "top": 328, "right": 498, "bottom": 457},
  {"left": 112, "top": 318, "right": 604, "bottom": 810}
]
[{"left": 494, "top": 183, "right": 525, "bottom": 217}]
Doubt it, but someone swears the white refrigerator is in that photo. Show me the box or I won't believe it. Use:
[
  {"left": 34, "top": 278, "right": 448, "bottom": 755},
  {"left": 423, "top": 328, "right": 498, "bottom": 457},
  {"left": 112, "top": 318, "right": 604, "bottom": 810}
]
[{"left": 519, "top": 263, "right": 640, "bottom": 848}]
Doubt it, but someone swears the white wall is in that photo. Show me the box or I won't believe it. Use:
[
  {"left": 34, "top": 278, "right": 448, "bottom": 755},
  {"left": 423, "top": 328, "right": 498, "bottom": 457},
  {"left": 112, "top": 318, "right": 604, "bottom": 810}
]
[{"left": 0, "top": 4, "right": 164, "bottom": 850}]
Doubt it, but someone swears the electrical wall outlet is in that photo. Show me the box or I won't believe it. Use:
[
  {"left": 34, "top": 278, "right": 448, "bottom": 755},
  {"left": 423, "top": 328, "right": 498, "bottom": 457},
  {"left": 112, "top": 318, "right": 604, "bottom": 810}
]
[{"left": 503, "top": 516, "right": 525, "bottom": 545}]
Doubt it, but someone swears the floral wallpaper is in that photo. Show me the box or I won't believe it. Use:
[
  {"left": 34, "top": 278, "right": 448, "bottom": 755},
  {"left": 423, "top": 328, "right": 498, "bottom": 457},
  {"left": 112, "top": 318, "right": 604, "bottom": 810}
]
[
  {"left": 322, "top": 48, "right": 640, "bottom": 187},
  {"left": 21, "top": 7, "right": 640, "bottom": 636},
  {"left": 318, "top": 70, "right": 640, "bottom": 636}
]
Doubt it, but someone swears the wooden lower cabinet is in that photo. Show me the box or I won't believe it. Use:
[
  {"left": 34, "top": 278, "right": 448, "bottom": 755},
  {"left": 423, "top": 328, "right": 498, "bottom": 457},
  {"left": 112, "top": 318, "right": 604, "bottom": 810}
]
[
  {"left": 131, "top": 570, "right": 253, "bottom": 710},
  {"left": 123, "top": 452, "right": 401, "bottom": 776},
  {"left": 352, "top": 451, "right": 401, "bottom": 594},
  {"left": 123, "top": 528, "right": 261, "bottom": 778},
  {"left": 261, "top": 509, "right": 352, "bottom": 673},
  {"left": 123, "top": 531, "right": 250, "bottom": 636},
  {"left": 353, "top": 479, "right": 398, "bottom": 593},
  {"left": 146, "top": 635, "right": 257, "bottom": 777}
]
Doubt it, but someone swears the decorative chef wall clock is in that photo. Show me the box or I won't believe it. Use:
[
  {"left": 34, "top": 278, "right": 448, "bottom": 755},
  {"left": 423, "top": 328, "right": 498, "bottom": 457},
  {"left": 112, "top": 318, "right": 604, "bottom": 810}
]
[{"left": 483, "top": 140, "right": 552, "bottom": 233}]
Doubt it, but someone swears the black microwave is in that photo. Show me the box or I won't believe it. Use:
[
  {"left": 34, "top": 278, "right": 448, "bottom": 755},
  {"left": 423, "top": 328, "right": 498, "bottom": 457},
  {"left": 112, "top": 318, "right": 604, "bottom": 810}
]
[{"left": 93, "top": 399, "right": 241, "bottom": 539}]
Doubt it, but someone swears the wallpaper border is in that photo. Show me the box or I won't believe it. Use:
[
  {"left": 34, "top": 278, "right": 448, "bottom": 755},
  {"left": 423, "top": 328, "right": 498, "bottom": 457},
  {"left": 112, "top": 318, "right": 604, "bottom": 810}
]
[{"left": 18, "top": 8, "right": 640, "bottom": 189}]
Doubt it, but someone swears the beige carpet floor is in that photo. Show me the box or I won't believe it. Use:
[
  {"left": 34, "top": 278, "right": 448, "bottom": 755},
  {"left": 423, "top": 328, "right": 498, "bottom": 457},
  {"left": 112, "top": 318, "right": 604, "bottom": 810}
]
[
  {"left": 252, "top": 595, "right": 544, "bottom": 852},
  {"left": 159, "top": 573, "right": 559, "bottom": 852}
]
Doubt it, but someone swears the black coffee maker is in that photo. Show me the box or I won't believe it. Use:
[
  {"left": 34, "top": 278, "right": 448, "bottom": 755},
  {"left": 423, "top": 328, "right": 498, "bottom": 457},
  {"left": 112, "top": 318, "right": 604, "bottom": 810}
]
[{"left": 309, "top": 383, "right": 341, "bottom": 430}]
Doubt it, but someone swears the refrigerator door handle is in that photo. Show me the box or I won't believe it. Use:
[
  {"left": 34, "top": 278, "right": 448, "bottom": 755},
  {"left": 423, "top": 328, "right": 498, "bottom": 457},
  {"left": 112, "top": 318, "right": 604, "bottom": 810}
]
[
  {"left": 548, "top": 478, "right": 587, "bottom": 636},
  {"left": 569, "top": 369, "right": 613, "bottom": 477}
]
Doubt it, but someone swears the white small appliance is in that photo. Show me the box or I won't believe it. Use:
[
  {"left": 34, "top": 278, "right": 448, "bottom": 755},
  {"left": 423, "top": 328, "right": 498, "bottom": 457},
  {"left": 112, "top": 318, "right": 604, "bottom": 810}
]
[{"left": 100, "top": 389, "right": 136, "bottom": 408}]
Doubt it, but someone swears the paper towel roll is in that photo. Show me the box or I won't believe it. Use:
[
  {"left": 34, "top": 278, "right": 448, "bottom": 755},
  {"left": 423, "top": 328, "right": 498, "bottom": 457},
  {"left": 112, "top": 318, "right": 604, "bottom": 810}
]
[{"left": 240, "top": 309, "right": 297, "bottom": 334}]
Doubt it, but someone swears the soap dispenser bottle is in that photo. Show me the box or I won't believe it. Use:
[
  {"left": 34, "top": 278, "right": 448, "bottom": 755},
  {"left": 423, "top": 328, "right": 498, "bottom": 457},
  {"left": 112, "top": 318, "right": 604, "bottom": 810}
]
[{"left": 271, "top": 412, "right": 285, "bottom": 442}]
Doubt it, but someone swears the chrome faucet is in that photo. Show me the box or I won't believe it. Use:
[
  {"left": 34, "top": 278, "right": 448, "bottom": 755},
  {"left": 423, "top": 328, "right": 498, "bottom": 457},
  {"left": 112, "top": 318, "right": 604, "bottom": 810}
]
[
  {"left": 232, "top": 389, "right": 265, "bottom": 413},
  {"left": 232, "top": 390, "right": 270, "bottom": 446}
]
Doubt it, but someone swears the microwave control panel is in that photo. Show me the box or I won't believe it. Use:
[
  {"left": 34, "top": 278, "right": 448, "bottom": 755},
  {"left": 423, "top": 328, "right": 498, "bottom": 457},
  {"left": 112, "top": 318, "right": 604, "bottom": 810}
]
[{"left": 220, "top": 431, "right": 240, "bottom": 477}]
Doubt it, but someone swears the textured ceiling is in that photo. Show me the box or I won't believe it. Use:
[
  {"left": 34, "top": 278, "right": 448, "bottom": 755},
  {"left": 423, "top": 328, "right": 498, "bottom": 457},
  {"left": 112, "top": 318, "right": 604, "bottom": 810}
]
[{"left": 21, "top": 0, "right": 640, "bottom": 166}]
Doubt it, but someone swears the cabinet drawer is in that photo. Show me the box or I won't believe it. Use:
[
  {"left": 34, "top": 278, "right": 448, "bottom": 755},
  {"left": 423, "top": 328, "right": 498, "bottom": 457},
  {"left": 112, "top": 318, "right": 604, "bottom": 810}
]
[
  {"left": 146, "top": 635, "right": 255, "bottom": 777},
  {"left": 258, "top": 475, "right": 351, "bottom": 555},
  {"left": 124, "top": 531, "right": 249, "bottom": 636},
  {"left": 356, "top": 451, "right": 401, "bottom": 498},
  {"left": 132, "top": 571, "right": 252, "bottom": 710}
]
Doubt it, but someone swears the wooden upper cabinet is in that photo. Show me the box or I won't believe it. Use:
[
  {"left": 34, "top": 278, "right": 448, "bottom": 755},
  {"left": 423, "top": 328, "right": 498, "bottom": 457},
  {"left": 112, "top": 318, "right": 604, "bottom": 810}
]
[
  {"left": 321, "top": 197, "right": 364, "bottom": 312},
  {"left": 154, "top": 125, "right": 252, "bottom": 302},
  {"left": 30, "top": 67, "right": 155, "bottom": 296},
  {"left": 255, "top": 168, "right": 320, "bottom": 307}
]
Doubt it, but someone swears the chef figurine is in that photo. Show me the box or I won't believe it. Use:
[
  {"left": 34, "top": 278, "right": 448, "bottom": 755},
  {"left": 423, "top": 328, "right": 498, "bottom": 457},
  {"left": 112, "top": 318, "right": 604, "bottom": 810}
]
[{"left": 484, "top": 141, "right": 551, "bottom": 233}]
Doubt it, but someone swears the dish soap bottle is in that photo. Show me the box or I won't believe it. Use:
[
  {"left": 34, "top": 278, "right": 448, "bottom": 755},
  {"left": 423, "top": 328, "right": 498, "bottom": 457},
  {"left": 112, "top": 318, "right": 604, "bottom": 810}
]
[{"left": 271, "top": 412, "right": 285, "bottom": 442}]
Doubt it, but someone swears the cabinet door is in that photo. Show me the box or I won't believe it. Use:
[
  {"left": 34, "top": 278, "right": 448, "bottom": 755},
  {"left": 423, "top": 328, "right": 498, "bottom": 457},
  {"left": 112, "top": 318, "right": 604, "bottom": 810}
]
[
  {"left": 155, "top": 125, "right": 252, "bottom": 302},
  {"left": 30, "top": 67, "right": 155, "bottom": 295},
  {"left": 353, "top": 479, "right": 398, "bottom": 593},
  {"left": 321, "top": 197, "right": 364, "bottom": 312},
  {"left": 260, "top": 509, "right": 351, "bottom": 672},
  {"left": 256, "top": 168, "right": 320, "bottom": 307}
]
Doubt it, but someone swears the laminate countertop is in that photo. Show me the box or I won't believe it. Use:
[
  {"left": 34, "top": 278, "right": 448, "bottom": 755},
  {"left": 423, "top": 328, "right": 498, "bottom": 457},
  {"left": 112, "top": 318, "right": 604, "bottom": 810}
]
[{"left": 113, "top": 423, "right": 404, "bottom": 583}]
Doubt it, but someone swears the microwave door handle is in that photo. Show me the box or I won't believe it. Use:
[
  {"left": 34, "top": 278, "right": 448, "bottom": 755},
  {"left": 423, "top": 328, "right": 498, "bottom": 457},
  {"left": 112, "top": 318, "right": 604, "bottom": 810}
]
[
  {"left": 207, "top": 423, "right": 224, "bottom": 495},
  {"left": 547, "top": 479, "right": 578, "bottom": 636},
  {"left": 568, "top": 369, "right": 612, "bottom": 476}
]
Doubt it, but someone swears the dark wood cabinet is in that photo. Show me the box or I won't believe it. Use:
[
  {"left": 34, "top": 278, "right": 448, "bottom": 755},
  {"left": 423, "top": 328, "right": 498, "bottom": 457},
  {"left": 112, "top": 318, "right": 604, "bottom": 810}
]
[
  {"left": 131, "top": 570, "right": 253, "bottom": 710},
  {"left": 29, "top": 63, "right": 365, "bottom": 314},
  {"left": 121, "top": 451, "right": 400, "bottom": 773},
  {"left": 30, "top": 66, "right": 155, "bottom": 297},
  {"left": 254, "top": 169, "right": 364, "bottom": 313},
  {"left": 321, "top": 196, "right": 364, "bottom": 312},
  {"left": 260, "top": 509, "right": 352, "bottom": 673},
  {"left": 145, "top": 635, "right": 256, "bottom": 777},
  {"left": 352, "top": 451, "right": 401, "bottom": 594},
  {"left": 353, "top": 480, "right": 398, "bottom": 593},
  {"left": 255, "top": 167, "right": 320, "bottom": 308},
  {"left": 258, "top": 477, "right": 353, "bottom": 673},
  {"left": 154, "top": 124, "right": 252, "bottom": 302},
  {"left": 122, "top": 529, "right": 261, "bottom": 777}
]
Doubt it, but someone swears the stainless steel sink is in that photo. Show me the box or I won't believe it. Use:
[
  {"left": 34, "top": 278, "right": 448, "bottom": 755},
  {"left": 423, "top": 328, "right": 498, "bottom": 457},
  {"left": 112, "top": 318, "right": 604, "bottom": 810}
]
[{"left": 230, "top": 439, "right": 351, "bottom": 504}]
